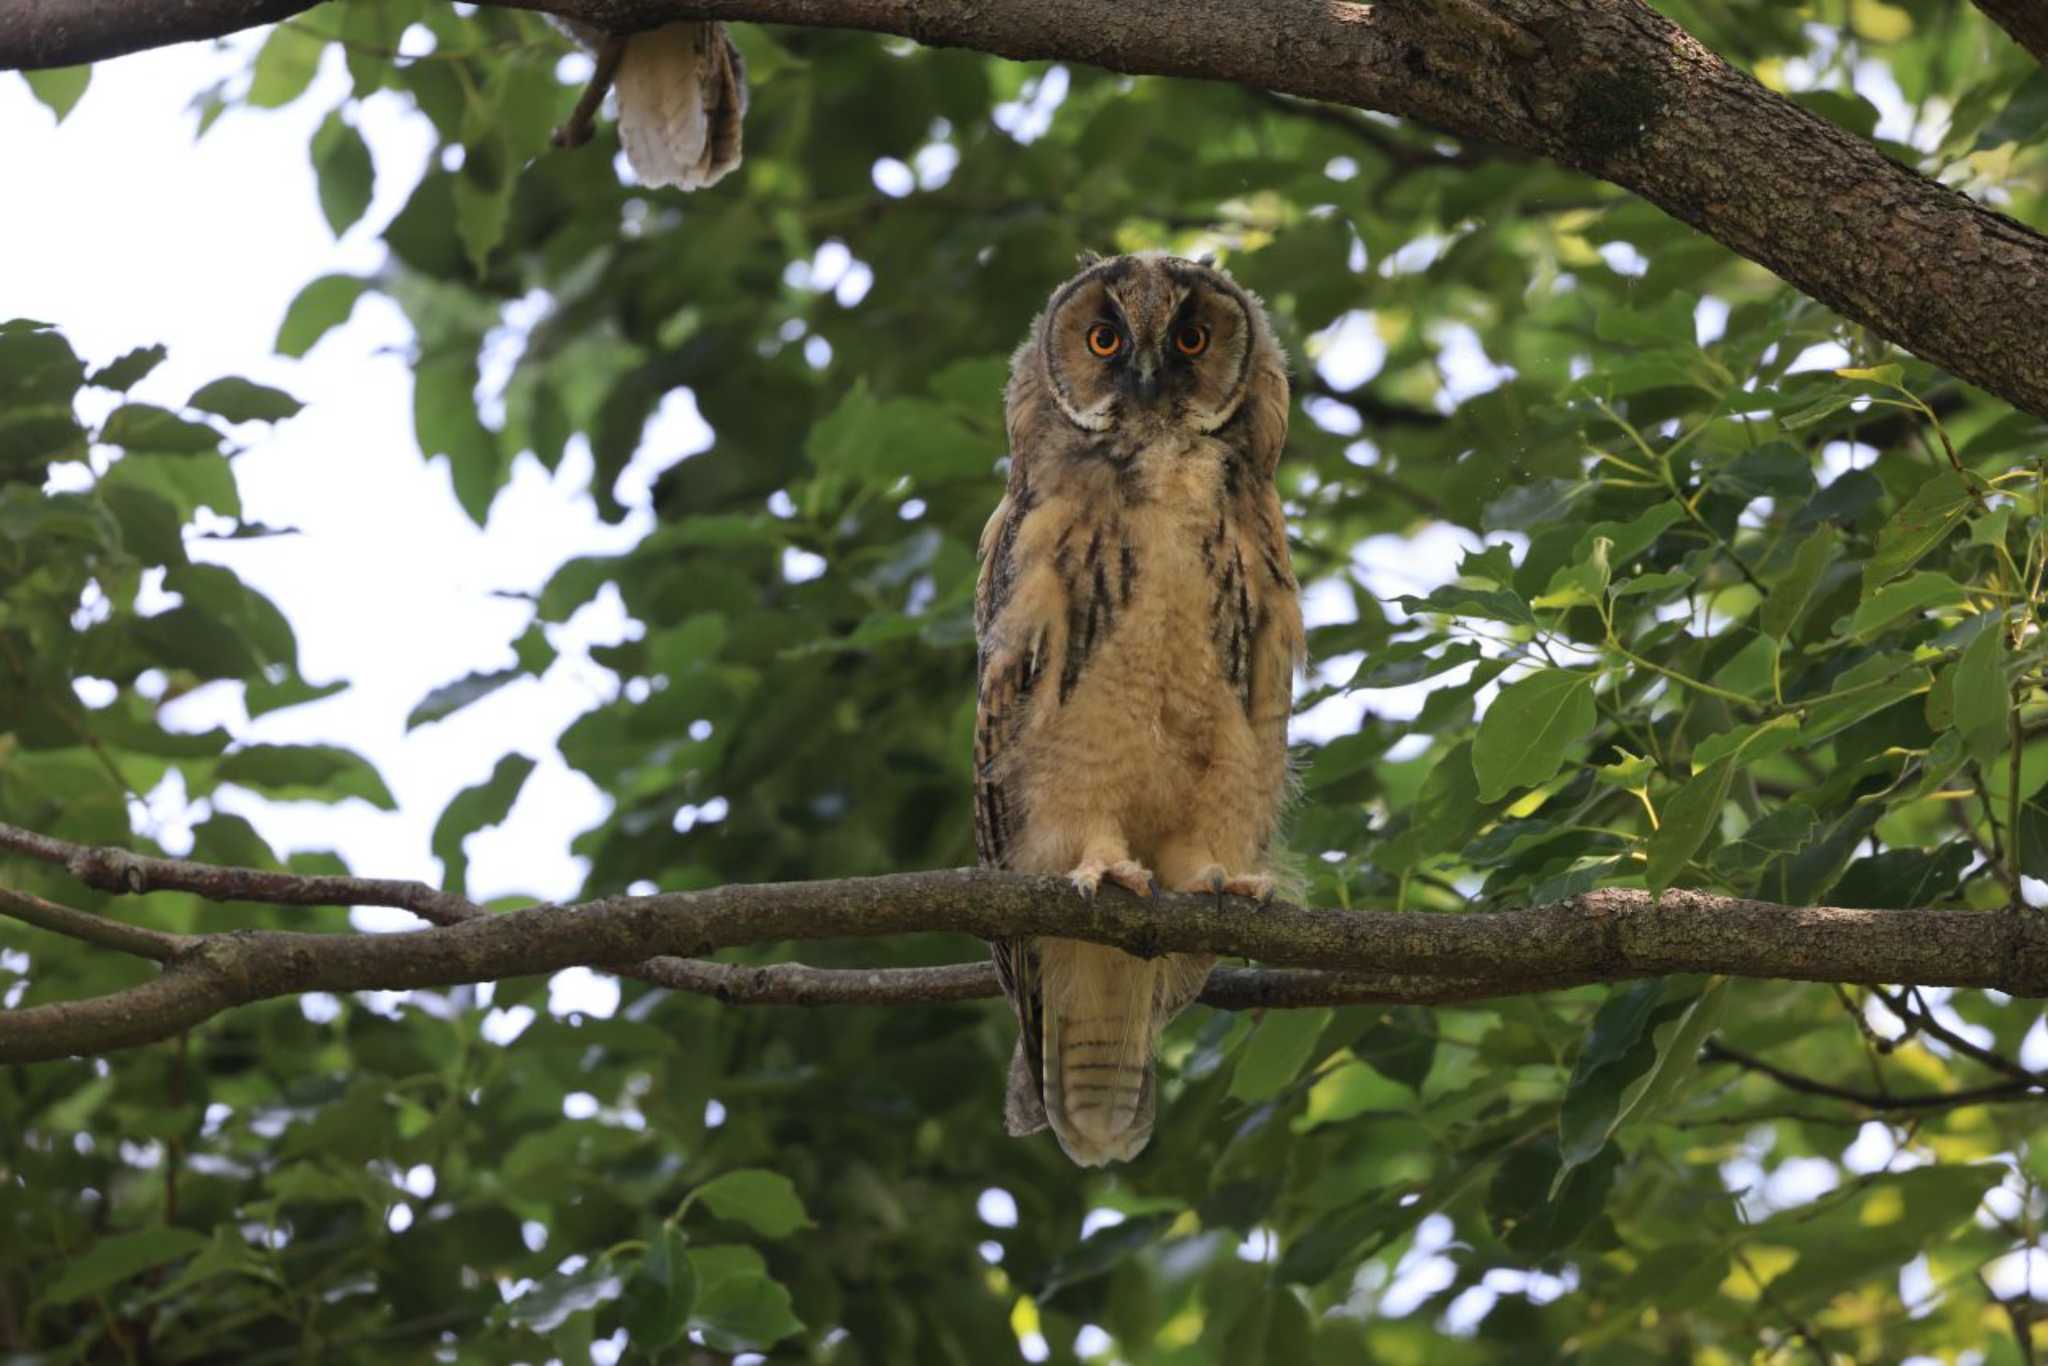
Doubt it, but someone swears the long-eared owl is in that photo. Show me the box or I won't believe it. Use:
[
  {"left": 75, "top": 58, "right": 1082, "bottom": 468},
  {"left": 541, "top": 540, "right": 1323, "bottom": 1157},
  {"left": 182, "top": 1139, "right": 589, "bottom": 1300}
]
[{"left": 974, "top": 252, "right": 1304, "bottom": 1166}]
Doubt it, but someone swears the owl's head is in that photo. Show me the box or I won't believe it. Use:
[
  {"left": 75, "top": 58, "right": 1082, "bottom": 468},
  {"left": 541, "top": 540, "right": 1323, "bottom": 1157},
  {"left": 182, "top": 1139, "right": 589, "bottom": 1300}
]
[{"left": 1029, "top": 252, "right": 1274, "bottom": 435}]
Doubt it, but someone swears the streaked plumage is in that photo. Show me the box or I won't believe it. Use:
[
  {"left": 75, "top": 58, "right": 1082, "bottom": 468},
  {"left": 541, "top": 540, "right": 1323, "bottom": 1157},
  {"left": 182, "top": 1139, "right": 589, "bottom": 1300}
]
[
  {"left": 553, "top": 19, "right": 746, "bottom": 190},
  {"left": 976, "top": 253, "right": 1303, "bottom": 1166}
]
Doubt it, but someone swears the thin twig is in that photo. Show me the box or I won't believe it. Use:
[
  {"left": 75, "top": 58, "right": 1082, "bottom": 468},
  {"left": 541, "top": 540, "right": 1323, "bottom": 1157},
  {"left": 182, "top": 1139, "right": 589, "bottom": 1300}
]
[
  {"left": 0, "top": 884, "right": 192, "bottom": 961},
  {"left": 1870, "top": 986, "right": 2043, "bottom": 1085},
  {"left": 553, "top": 32, "right": 628, "bottom": 149},
  {"left": 1702, "top": 1038, "right": 2041, "bottom": 1112}
]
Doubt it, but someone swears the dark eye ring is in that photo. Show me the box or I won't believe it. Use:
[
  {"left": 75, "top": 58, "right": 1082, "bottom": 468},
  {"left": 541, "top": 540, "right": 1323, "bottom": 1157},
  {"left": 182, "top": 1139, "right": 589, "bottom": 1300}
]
[
  {"left": 1175, "top": 323, "right": 1210, "bottom": 356},
  {"left": 1086, "top": 323, "right": 1122, "bottom": 358}
]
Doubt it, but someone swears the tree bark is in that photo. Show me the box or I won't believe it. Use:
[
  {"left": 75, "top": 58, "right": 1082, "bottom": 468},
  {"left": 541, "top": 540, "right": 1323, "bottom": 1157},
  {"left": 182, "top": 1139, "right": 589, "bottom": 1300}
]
[
  {"left": 9, "top": 848, "right": 2048, "bottom": 1061},
  {"left": 1973, "top": 0, "right": 2048, "bottom": 68},
  {"left": 5, "top": 0, "right": 2048, "bottom": 422}
]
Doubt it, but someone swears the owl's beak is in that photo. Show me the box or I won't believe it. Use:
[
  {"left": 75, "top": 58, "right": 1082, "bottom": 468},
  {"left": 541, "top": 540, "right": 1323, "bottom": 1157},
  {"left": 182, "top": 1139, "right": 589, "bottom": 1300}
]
[{"left": 1126, "top": 350, "right": 1162, "bottom": 403}]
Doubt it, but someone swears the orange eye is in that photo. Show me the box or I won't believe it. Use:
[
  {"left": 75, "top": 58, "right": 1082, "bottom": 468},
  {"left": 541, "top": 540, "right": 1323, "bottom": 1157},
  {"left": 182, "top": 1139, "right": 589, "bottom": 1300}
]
[
  {"left": 1175, "top": 323, "right": 1210, "bottom": 356},
  {"left": 1086, "top": 323, "right": 1122, "bottom": 358}
]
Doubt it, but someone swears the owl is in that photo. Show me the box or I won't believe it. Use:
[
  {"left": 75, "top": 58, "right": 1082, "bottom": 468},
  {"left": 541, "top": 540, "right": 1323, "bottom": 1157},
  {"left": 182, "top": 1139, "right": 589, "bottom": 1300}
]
[
  {"left": 551, "top": 20, "right": 746, "bottom": 190},
  {"left": 975, "top": 252, "right": 1304, "bottom": 1167}
]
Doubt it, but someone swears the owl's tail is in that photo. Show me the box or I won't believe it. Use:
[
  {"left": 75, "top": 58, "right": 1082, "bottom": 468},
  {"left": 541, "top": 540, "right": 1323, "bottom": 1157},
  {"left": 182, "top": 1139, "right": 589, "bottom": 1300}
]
[
  {"left": 1038, "top": 940, "right": 1166, "bottom": 1167},
  {"left": 613, "top": 22, "right": 747, "bottom": 191}
]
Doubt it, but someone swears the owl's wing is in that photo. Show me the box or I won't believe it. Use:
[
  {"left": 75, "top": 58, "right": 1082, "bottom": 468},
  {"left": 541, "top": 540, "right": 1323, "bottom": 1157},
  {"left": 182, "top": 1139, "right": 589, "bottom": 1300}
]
[{"left": 976, "top": 489, "right": 1052, "bottom": 1136}]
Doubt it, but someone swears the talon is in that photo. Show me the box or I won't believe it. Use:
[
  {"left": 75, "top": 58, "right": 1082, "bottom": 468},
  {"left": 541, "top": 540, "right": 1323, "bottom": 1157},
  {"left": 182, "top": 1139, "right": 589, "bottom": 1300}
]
[
  {"left": 1181, "top": 865, "right": 1273, "bottom": 905},
  {"left": 1069, "top": 858, "right": 1155, "bottom": 900},
  {"left": 1104, "top": 859, "right": 1155, "bottom": 899}
]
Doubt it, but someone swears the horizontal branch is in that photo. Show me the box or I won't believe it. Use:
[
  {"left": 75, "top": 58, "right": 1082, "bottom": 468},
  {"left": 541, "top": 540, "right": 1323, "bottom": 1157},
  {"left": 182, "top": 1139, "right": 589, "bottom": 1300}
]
[
  {"left": 7, "top": 0, "right": 2047, "bottom": 422},
  {"left": 9, "top": 811, "right": 2048, "bottom": 1062}
]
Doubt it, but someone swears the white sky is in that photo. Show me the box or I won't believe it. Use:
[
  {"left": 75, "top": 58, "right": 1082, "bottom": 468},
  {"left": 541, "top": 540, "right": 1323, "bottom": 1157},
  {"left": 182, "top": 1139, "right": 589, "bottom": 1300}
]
[{"left": 6, "top": 39, "right": 668, "bottom": 905}]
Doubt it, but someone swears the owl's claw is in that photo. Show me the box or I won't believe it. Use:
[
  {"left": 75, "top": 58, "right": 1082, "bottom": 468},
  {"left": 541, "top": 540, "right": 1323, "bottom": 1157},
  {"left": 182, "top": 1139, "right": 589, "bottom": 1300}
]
[
  {"left": 1069, "top": 858, "right": 1155, "bottom": 900},
  {"left": 1184, "top": 866, "right": 1274, "bottom": 908}
]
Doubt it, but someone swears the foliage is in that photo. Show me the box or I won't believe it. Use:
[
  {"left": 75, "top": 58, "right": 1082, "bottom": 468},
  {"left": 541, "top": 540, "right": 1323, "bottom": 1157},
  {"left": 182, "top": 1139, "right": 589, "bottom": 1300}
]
[{"left": 8, "top": 0, "right": 2048, "bottom": 1361}]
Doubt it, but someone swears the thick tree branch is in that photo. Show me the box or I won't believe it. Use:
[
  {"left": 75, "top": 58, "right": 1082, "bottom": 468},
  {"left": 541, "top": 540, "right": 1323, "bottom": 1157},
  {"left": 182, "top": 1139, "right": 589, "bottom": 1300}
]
[
  {"left": 11, "top": 814, "right": 2048, "bottom": 1062},
  {"left": 1972, "top": 0, "right": 2048, "bottom": 69},
  {"left": 1, "top": 821, "right": 1502, "bottom": 1022},
  {"left": 7, "top": 1, "right": 2048, "bottom": 421}
]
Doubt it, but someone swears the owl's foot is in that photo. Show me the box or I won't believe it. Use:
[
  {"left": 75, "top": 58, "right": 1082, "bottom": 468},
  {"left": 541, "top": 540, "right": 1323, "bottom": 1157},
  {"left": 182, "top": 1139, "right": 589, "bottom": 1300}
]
[
  {"left": 1070, "top": 858, "right": 1155, "bottom": 900},
  {"left": 1184, "top": 866, "right": 1275, "bottom": 906}
]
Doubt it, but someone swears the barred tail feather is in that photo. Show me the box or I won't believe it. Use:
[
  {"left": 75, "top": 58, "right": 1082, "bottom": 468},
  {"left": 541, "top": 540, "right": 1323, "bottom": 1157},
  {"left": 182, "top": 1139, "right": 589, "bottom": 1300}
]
[
  {"left": 1039, "top": 941, "right": 1160, "bottom": 1167},
  {"left": 613, "top": 22, "right": 747, "bottom": 190}
]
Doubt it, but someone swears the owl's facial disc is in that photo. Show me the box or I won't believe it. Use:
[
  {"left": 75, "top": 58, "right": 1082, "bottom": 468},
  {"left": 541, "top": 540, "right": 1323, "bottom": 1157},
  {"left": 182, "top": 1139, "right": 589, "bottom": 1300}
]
[{"left": 1039, "top": 254, "right": 1262, "bottom": 432}]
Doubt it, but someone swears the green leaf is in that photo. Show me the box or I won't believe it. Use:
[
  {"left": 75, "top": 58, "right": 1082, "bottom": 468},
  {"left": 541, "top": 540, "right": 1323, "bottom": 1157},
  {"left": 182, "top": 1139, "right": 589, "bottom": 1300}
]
[
  {"left": 1037, "top": 1213, "right": 1177, "bottom": 1300},
  {"left": 46, "top": 1228, "right": 208, "bottom": 1304},
  {"left": 1352, "top": 1006, "right": 1437, "bottom": 1094},
  {"left": 1619, "top": 978, "right": 1728, "bottom": 1124},
  {"left": 1864, "top": 471, "right": 1975, "bottom": 592},
  {"left": 1801, "top": 653, "right": 1933, "bottom": 744},
  {"left": 1644, "top": 756, "right": 1733, "bottom": 893},
  {"left": 276, "top": 274, "right": 371, "bottom": 357},
  {"left": 1712, "top": 442, "right": 1814, "bottom": 500},
  {"left": 1978, "top": 69, "right": 2048, "bottom": 150},
  {"left": 1834, "top": 363, "right": 1905, "bottom": 387},
  {"left": 807, "top": 381, "right": 993, "bottom": 487},
  {"left": 1229, "top": 1007, "right": 1333, "bottom": 1102},
  {"left": 1394, "top": 583, "right": 1537, "bottom": 627},
  {"left": 1555, "top": 981, "right": 1726, "bottom": 1185},
  {"left": 618, "top": 1226, "right": 695, "bottom": 1351},
  {"left": 1611, "top": 568, "right": 1695, "bottom": 599},
  {"left": 1556, "top": 982, "right": 1664, "bottom": 1173},
  {"left": 1344, "top": 639, "right": 1481, "bottom": 691},
  {"left": 2019, "top": 799, "right": 2048, "bottom": 883},
  {"left": 430, "top": 753, "right": 535, "bottom": 895},
  {"left": 452, "top": 161, "right": 513, "bottom": 277},
  {"left": 1951, "top": 615, "right": 2009, "bottom": 767},
  {"left": 101, "top": 403, "right": 220, "bottom": 454},
  {"left": 246, "top": 24, "right": 324, "bottom": 109},
  {"left": 188, "top": 377, "right": 303, "bottom": 424},
  {"left": 1489, "top": 1140, "right": 1619, "bottom": 1257},
  {"left": 690, "top": 1169, "right": 813, "bottom": 1239},
  {"left": 1846, "top": 570, "right": 1963, "bottom": 639},
  {"left": 1759, "top": 1166, "right": 2002, "bottom": 1309},
  {"left": 685, "top": 1246, "right": 804, "bottom": 1352},
  {"left": 500, "top": 1260, "right": 624, "bottom": 1333},
  {"left": 1832, "top": 842, "right": 1973, "bottom": 908},
  {"left": 246, "top": 673, "right": 347, "bottom": 719},
  {"left": 1577, "top": 500, "right": 1685, "bottom": 566},
  {"left": 1690, "top": 714, "right": 1800, "bottom": 770},
  {"left": 23, "top": 66, "right": 91, "bottom": 122},
  {"left": 406, "top": 668, "right": 521, "bottom": 731},
  {"left": 1760, "top": 525, "right": 1839, "bottom": 640},
  {"left": 1372, "top": 739, "right": 1496, "bottom": 869},
  {"left": 1472, "top": 669, "right": 1598, "bottom": 801},
  {"left": 100, "top": 451, "right": 240, "bottom": 523},
  {"left": 311, "top": 109, "right": 376, "bottom": 237},
  {"left": 217, "top": 744, "right": 397, "bottom": 809},
  {"left": 88, "top": 344, "right": 167, "bottom": 393},
  {"left": 415, "top": 349, "right": 501, "bottom": 525}
]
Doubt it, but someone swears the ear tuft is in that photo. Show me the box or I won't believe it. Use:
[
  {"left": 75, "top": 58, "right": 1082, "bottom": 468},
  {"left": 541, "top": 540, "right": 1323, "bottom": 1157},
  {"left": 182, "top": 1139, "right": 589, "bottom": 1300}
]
[
  {"left": 1076, "top": 249, "right": 1103, "bottom": 268},
  {"left": 1194, "top": 253, "right": 1217, "bottom": 268}
]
